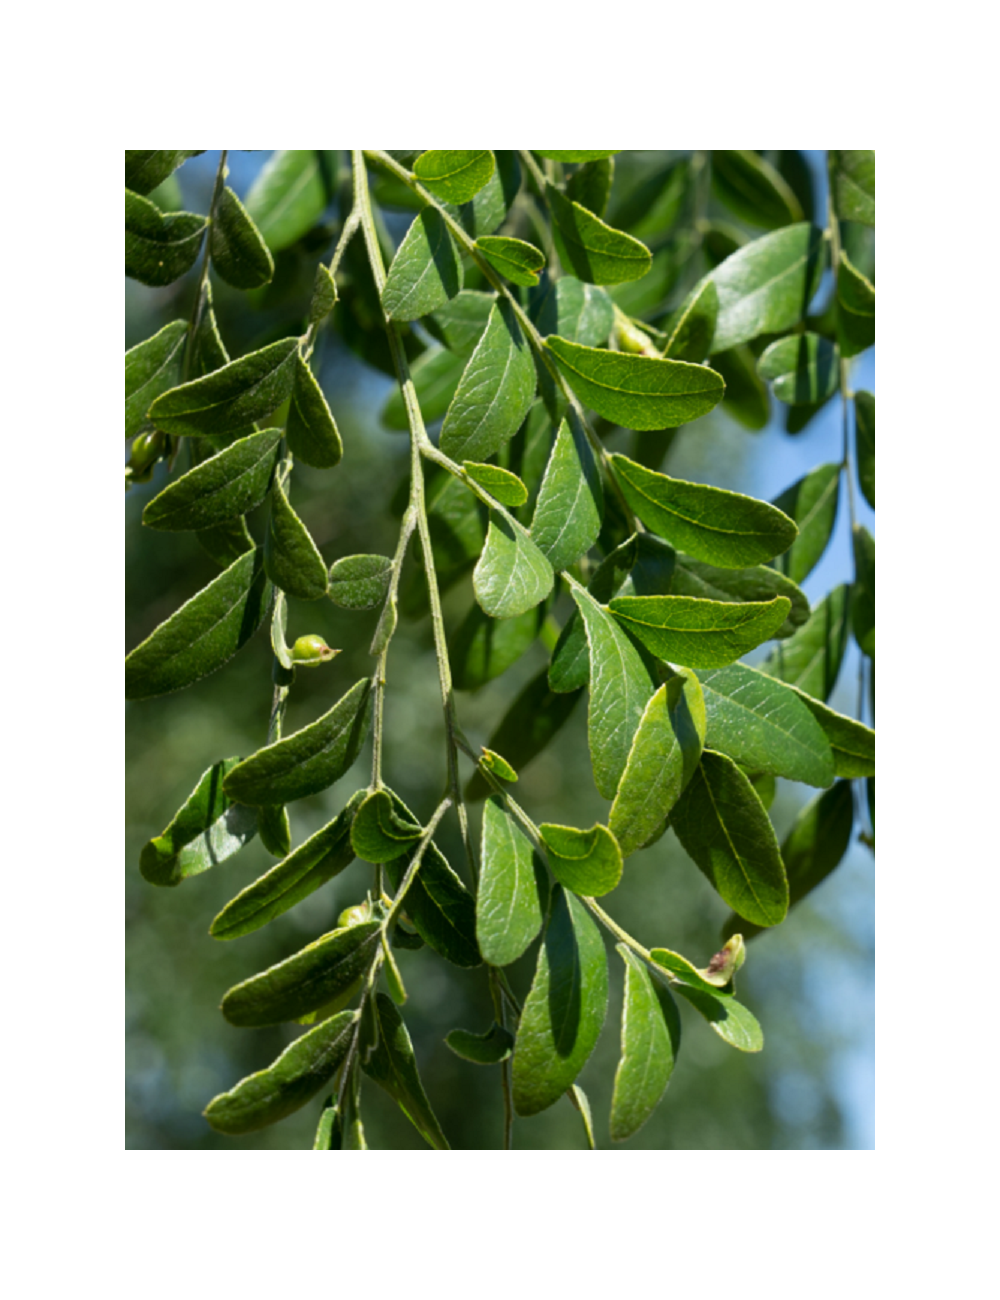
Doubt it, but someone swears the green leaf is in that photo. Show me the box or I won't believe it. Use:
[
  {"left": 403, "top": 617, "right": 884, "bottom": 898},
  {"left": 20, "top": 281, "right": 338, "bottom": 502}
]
[
  {"left": 536, "top": 150, "right": 620, "bottom": 163},
  {"left": 125, "top": 150, "right": 202, "bottom": 196},
  {"left": 362, "top": 993, "right": 450, "bottom": 1149},
  {"left": 451, "top": 600, "right": 545, "bottom": 691},
  {"left": 125, "top": 547, "right": 272, "bottom": 700},
  {"left": 760, "top": 584, "right": 850, "bottom": 702},
  {"left": 566, "top": 157, "right": 614, "bottom": 218},
  {"left": 286, "top": 356, "right": 343, "bottom": 469},
  {"left": 785, "top": 686, "right": 876, "bottom": 778},
  {"left": 571, "top": 584, "right": 656, "bottom": 799},
  {"left": 672, "top": 984, "right": 763, "bottom": 1052},
  {"left": 530, "top": 416, "right": 603, "bottom": 572},
  {"left": 772, "top": 462, "right": 841, "bottom": 585},
  {"left": 512, "top": 887, "right": 609, "bottom": 1117},
  {"left": 125, "top": 188, "right": 206, "bottom": 287},
  {"left": 351, "top": 790, "right": 422, "bottom": 863},
  {"left": 539, "top": 822, "right": 622, "bottom": 896},
  {"left": 244, "top": 150, "right": 333, "bottom": 252},
  {"left": 476, "top": 235, "right": 545, "bottom": 287},
  {"left": 707, "top": 223, "right": 827, "bottom": 353},
  {"left": 837, "top": 250, "right": 876, "bottom": 357},
  {"left": 477, "top": 796, "right": 547, "bottom": 967},
  {"left": 445, "top": 1022, "right": 514, "bottom": 1065},
  {"left": 463, "top": 461, "right": 528, "bottom": 507},
  {"left": 125, "top": 321, "right": 188, "bottom": 438},
  {"left": 139, "top": 758, "right": 257, "bottom": 887},
  {"left": 465, "top": 671, "right": 582, "bottom": 802},
  {"left": 662, "top": 280, "right": 719, "bottom": 363},
  {"left": 548, "top": 536, "right": 642, "bottom": 694},
  {"left": 532, "top": 276, "right": 615, "bottom": 348},
  {"left": 669, "top": 556, "right": 809, "bottom": 639},
  {"left": 671, "top": 750, "right": 788, "bottom": 927},
  {"left": 382, "top": 208, "right": 463, "bottom": 321},
  {"left": 149, "top": 338, "right": 299, "bottom": 440},
  {"left": 567, "top": 1084, "right": 597, "bottom": 1149},
  {"left": 382, "top": 346, "right": 466, "bottom": 431},
  {"left": 414, "top": 150, "right": 495, "bottom": 204},
  {"left": 546, "top": 182, "right": 652, "bottom": 285},
  {"left": 610, "top": 948, "right": 681, "bottom": 1142},
  {"left": 611, "top": 453, "right": 797, "bottom": 568},
  {"left": 830, "top": 150, "right": 875, "bottom": 226},
  {"left": 713, "top": 346, "right": 771, "bottom": 430},
  {"left": 210, "top": 186, "right": 274, "bottom": 289},
  {"left": 142, "top": 430, "right": 282, "bottom": 532},
  {"left": 426, "top": 290, "right": 496, "bottom": 357},
  {"left": 444, "top": 150, "right": 521, "bottom": 238},
  {"left": 223, "top": 678, "right": 373, "bottom": 805},
  {"left": 204, "top": 1010, "right": 356, "bottom": 1135},
  {"left": 196, "top": 516, "right": 254, "bottom": 569},
  {"left": 221, "top": 921, "right": 380, "bottom": 1027},
  {"left": 189, "top": 280, "right": 230, "bottom": 380},
  {"left": 474, "top": 513, "right": 554, "bottom": 619},
  {"left": 312, "top": 1098, "right": 341, "bottom": 1149},
  {"left": 758, "top": 332, "right": 839, "bottom": 405},
  {"left": 855, "top": 391, "right": 875, "bottom": 508},
  {"left": 649, "top": 945, "right": 737, "bottom": 996},
  {"left": 480, "top": 748, "right": 517, "bottom": 782},
  {"left": 309, "top": 262, "right": 338, "bottom": 325},
  {"left": 711, "top": 151, "right": 803, "bottom": 229},
  {"left": 546, "top": 338, "right": 724, "bottom": 432},
  {"left": 609, "top": 594, "right": 791, "bottom": 669},
  {"left": 258, "top": 804, "right": 290, "bottom": 856},
  {"left": 210, "top": 793, "right": 365, "bottom": 940},
  {"left": 609, "top": 675, "right": 704, "bottom": 856},
  {"left": 440, "top": 300, "right": 536, "bottom": 463},
  {"left": 852, "top": 525, "right": 875, "bottom": 657},
  {"left": 328, "top": 554, "right": 393, "bottom": 611},
  {"left": 265, "top": 474, "right": 328, "bottom": 600}
]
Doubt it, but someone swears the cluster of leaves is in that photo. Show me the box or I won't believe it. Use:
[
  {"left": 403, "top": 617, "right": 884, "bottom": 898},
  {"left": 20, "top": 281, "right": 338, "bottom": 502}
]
[{"left": 125, "top": 149, "right": 875, "bottom": 1149}]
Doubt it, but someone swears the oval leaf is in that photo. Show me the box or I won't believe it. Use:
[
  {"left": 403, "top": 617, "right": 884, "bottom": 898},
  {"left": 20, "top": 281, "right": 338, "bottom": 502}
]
[
  {"left": 830, "top": 150, "right": 875, "bottom": 226},
  {"left": 772, "top": 462, "right": 841, "bottom": 585},
  {"left": 125, "top": 150, "right": 203, "bottom": 196},
  {"left": 532, "top": 276, "right": 615, "bottom": 347},
  {"left": 265, "top": 475, "right": 328, "bottom": 600},
  {"left": 758, "top": 332, "right": 839, "bottom": 405},
  {"left": 445, "top": 1022, "right": 514, "bottom": 1065},
  {"left": 140, "top": 758, "right": 257, "bottom": 887},
  {"left": 609, "top": 594, "right": 791, "bottom": 669},
  {"left": 477, "top": 795, "right": 547, "bottom": 967},
  {"left": 711, "top": 151, "right": 803, "bottom": 229},
  {"left": 142, "top": 430, "right": 282, "bottom": 532},
  {"left": 610, "top": 948, "right": 681, "bottom": 1142},
  {"left": 125, "top": 189, "right": 206, "bottom": 286},
  {"left": 530, "top": 416, "right": 603, "bottom": 572},
  {"left": 662, "top": 280, "right": 719, "bottom": 363},
  {"left": 476, "top": 235, "right": 545, "bottom": 287},
  {"left": 539, "top": 822, "right": 623, "bottom": 896},
  {"left": 125, "top": 320, "right": 187, "bottom": 438},
  {"left": 210, "top": 185, "right": 274, "bottom": 289},
  {"left": 474, "top": 514, "right": 554, "bottom": 619},
  {"left": 328, "top": 554, "right": 393, "bottom": 610},
  {"left": 286, "top": 355, "right": 343, "bottom": 468},
  {"left": 351, "top": 789, "right": 422, "bottom": 863},
  {"left": 669, "top": 556, "right": 809, "bottom": 639},
  {"left": 414, "top": 150, "right": 495, "bottom": 204},
  {"left": 149, "top": 338, "right": 299, "bottom": 440},
  {"left": 672, "top": 984, "right": 763, "bottom": 1052},
  {"left": 244, "top": 150, "right": 333, "bottom": 251},
  {"left": 546, "top": 182, "right": 651, "bottom": 285},
  {"left": 463, "top": 461, "right": 528, "bottom": 507},
  {"left": 382, "top": 207, "right": 464, "bottom": 321}
]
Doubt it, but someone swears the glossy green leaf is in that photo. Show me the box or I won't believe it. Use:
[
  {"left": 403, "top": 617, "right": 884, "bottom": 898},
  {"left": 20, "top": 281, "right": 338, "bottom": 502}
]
[
  {"left": 451, "top": 600, "right": 545, "bottom": 691},
  {"left": 711, "top": 151, "right": 803, "bottom": 229},
  {"left": 609, "top": 674, "right": 704, "bottom": 856},
  {"left": 609, "top": 594, "right": 791, "bottom": 669},
  {"left": 351, "top": 790, "right": 422, "bottom": 863},
  {"left": 707, "top": 223, "right": 827, "bottom": 353},
  {"left": 286, "top": 355, "right": 343, "bottom": 469},
  {"left": 546, "top": 182, "right": 651, "bottom": 286},
  {"left": 223, "top": 678, "right": 372, "bottom": 806},
  {"left": 222, "top": 922, "right": 380, "bottom": 1027},
  {"left": 414, "top": 150, "right": 494, "bottom": 204},
  {"left": 140, "top": 758, "right": 257, "bottom": 887},
  {"left": 474, "top": 514, "right": 554, "bottom": 619},
  {"left": 830, "top": 150, "right": 875, "bottom": 226},
  {"left": 265, "top": 475, "right": 328, "bottom": 600},
  {"left": 149, "top": 338, "right": 299, "bottom": 440},
  {"left": 382, "top": 346, "right": 465, "bottom": 430},
  {"left": 244, "top": 150, "right": 332, "bottom": 251},
  {"left": 571, "top": 584, "right": 656, "bottom": 799},
  {"left": 536, "top": 151, "right": 620, "bottom": 163},
  {"left": 426, "top": 290, "right": 495, "bottom": 358},
  {"left": 210, "top": 792, "right": 365, "bottom": 940},
  {"left": 197, "top": 516, "right": 254, "bottom": 569},
  {"left": 772, "top": 462, "right": 841, "bottom": 585},
  {"left": 125, "top": 321, "right": 188, "bottom": 438},
  {"left": 852, "top": 525, "right": 875, "bottom": 657},
  {"left": 712, "top": 346, "right": 771, "bottom": 431},
  {"left": 761, "top": 584, "right": 850, "bottom": 702},
  {"left": 670, "top": 556, "right": 809, "bottom": 639},
  {"left": 445, "top": 1022, "right": 514, "bottom": 1065},
  {"left": 480, "top": 748, "right": 517, "bottom": 782},
  {"left": 465, "top": 671, "right": 582, "bottom": 801},
  {"left": 649, "top": 945, "right": 737, "bottom": 996},
  {"left": 540, "top": 821, "right": 622, "bottom": 896},
  {"left": 699, "top": 662, "right": 835, "bottom": 786},
  {"left": 672, "top": 984, "right": 763, "bottom": 1052},
  {"left": 758, "top": 332, "right": 839, "bottom": 405},
  {"left": 362, "top": 993, "right": 450, "bottom": 1149},
  {"left": 210, "top": 186, "right": 274, "bottom": 289},
  {"left": 125, "top": 189, "right": 206, "bottom": 286},
  {"left": 566, "top": 157, "right": 614, "bottom": 217},
  {"left": 477, "top": 795, "right": 547, "bottom": 967},
  {"left": 855, "top": 391, "right": 875, "bottom": 508},
  {"left": 512, "top": 887, "right": 609, "bottom": 1117},
  {"left": 547, "top": 338, "right": 723, "bottom": 431},
  {"left": 204, "top": 1010, "right": 356, "bottom": 1135},
  {"left": 444, "top": 150, "right": 521, "bottom": 238},
  {"left": 142, "top": 430, "right": 282, "bottom": 532},
  {"left": 837, "top": 250, "right": 876, "bottom": 357},
  {"left": 671, "top": 750, "right": 788, "bottom": 927},
  {"left": 662, "top": 280, "right": 719, "bottom": 363},
  {"left": 312, "top": 1099, "right": 341, "bottom": 1149},
  {"left": 788, "top": 688, "right": 875, "bottom": 777},
  {"left": 476, "top": 235, "right": 545, "bottom": 287},
  {"left": 611, "top": 453, "right": 797, "bottom": 568},
  {"left": 529, "top": 416, "right": 603, "bottom": 572},
  {"left": 382, "top": 208, "right": 463, "bottom": 321},
  {"left": 464, "top": 461, "right": 528, "bottom": 507},
  {"left": 125, "top": 547, "right": 272, "bottom": 700},
  {"left": 440, "top": 300, "right": 536, "bottom": 463},
  {"left": 610, "top": 948, "right": 681, "bottom": 1141},
  {"left": 532, "top": 276, "right": 615, "bottom": 348},
  {"left": 125, "top": 150, "right": 202, "bottom": 195},
  {"left": 328, "top": 554, "right": 393, "bottom": 611}
]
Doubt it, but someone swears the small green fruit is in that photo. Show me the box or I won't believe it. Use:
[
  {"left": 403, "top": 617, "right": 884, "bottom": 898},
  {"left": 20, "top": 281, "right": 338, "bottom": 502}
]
[
  {"left": 337, "top": 902, "right": 371, "bottom": 928},
  {"left": 291, "top": 634, "right": 339, "bottom": 666}
]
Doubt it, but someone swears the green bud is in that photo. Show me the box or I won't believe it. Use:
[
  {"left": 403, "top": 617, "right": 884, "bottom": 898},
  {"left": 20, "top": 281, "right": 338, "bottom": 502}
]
[
  {"left": 290, "top": 634, "right": 339, "bottom": 666},
  {"left": 337, "top": 902, "right": 371, "bottom": 929},
  {"left": 127, "top": 429, "right": 166, "bottom": 474}
]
